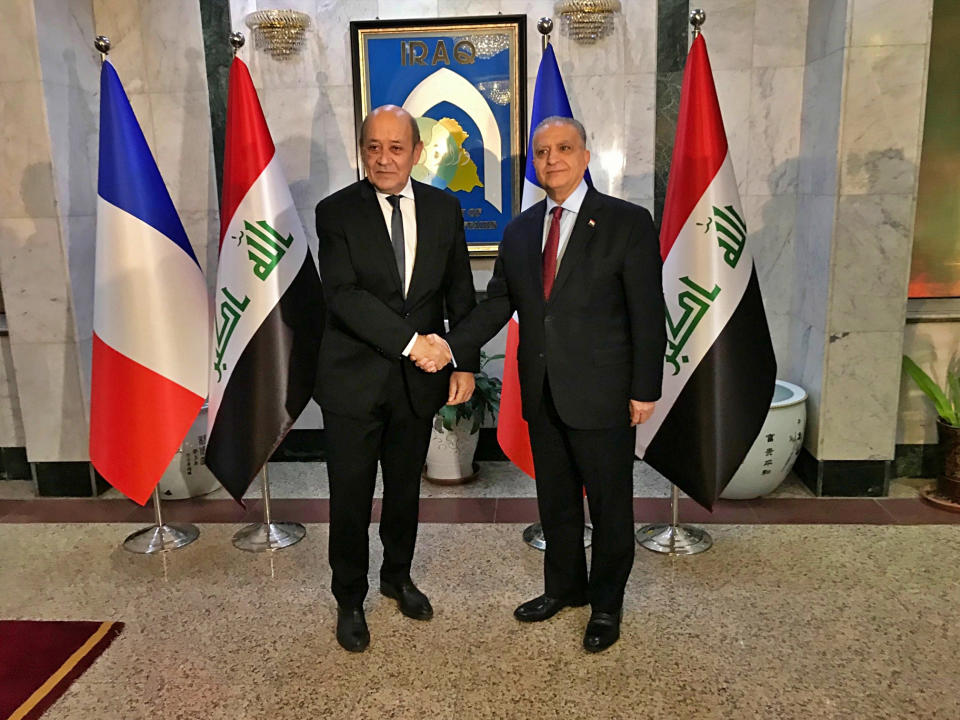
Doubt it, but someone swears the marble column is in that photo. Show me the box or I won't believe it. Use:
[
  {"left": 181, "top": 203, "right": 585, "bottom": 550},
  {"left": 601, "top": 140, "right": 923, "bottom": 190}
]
[
  {"left": 0, "top": 0, "right": 97, "bottom": 493},
  {"left": 790, "top": 0, "right": 933, "bottom": 495}
]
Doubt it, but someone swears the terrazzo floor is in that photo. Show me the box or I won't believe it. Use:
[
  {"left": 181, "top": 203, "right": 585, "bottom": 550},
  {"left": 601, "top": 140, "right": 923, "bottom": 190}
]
[{"left": 1, "top": 522, "right": 958, "bottom": 718}]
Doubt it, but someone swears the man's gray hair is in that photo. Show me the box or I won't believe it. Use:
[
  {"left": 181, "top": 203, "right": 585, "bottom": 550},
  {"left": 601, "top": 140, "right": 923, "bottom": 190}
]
[
  {"left": 533, "top": 116, "right": 587, "bottom": 146},
  {"left": 359, "top": 105, "right": 421, "bottom": 147}
]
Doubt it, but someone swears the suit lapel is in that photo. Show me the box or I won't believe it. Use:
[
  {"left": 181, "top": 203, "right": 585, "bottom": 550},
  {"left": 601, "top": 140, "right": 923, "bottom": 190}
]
[
  {"left": 525, "top": 200, "right": 548, "bottom": 300},
  {"left": 405, "top": 180, "right": 434, "bottom": 305},
  {"left": 548, "top": 187, "right": 601, "bottom": 303},
  {"left": 359, "top": 179, "right": 404, "bottom": 296}
]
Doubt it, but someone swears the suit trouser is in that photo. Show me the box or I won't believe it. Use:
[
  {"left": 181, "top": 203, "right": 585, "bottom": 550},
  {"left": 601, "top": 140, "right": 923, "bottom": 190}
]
[
  {"left": 527, "top": 377, "right": 636, "bottom": 613},
  {"left": 323, "top": 363, "right": 434, "bottom": 608}
]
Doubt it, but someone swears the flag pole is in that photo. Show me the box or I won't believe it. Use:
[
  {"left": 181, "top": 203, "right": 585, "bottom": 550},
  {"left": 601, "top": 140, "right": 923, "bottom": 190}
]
[
  {"left": 520, "top": 17, "right": 592, "bottom": 552},
  {"left": 636, "top": 8, "right": 714, "bottom": 556},
  {"left": 232, "top": 464, "right": 306, "bottom": 551},
  {"left": 123, "top": 486, "right": 201, "bottom": 554},
  {"left": 94, "top": 32, "right": 199, "bottom": 555},
  {"left": 219, "top": 29, "right": 305, "bottom": 553}
]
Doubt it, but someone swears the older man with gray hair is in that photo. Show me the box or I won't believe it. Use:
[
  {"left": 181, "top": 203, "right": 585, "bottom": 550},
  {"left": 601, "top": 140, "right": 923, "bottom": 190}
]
[{"left": 424, "top": 115, "right": 666, "bottom": 652}]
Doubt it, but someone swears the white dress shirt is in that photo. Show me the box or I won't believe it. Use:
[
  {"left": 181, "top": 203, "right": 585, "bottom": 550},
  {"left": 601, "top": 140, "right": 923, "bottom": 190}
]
[
  {"left": 375, "top": 178, "right": 455, "bottom": 364},
  {"left": 375, "top": 177, "right": 417, "bottom": 295},
  {"left": 542, "top": 178, "right": 589, "bottom": 274}
]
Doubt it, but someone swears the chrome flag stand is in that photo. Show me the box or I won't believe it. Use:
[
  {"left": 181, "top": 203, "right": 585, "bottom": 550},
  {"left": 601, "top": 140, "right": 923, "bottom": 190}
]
[
  {"left": 123, "top": 487, "right": 199, "bottom": 554},
  {"left": 232, "top": 465, "right": 305, "bottom": 552},
  {"left": 637, "top": 484, "right": 712, "bottom": 555}
]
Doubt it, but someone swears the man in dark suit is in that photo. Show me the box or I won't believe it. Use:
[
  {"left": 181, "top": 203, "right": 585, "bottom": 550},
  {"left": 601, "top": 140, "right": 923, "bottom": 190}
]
[
  {"left": 424, "top": 116, "right": 666, "bottom": 652},
  {"left": 314, "top": 105, "right": 477, "bottom": 652}
]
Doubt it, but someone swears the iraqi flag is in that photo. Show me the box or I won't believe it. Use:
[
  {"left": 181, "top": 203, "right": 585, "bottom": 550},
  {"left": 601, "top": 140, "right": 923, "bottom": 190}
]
[
  {"left": 90, "top": 61, "right": 209, "bottom": 505},
  {"left": 205, "top": 58, "right": 322, "bottom": 502},
  {"left": 496, "top": 43, "right": 587, "bottom": 478},
  {"left": 636, "top": 35, "right": 777, "bottom": 509}
]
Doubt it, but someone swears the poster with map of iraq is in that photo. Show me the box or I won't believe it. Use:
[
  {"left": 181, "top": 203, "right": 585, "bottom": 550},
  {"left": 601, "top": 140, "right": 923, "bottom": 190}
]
[{"left": 351, "top": 16, "right": 527, "bottom": 256}]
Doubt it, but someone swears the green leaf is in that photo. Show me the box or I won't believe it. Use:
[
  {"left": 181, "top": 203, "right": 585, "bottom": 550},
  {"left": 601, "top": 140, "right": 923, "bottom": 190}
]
[
  {"left": 438, "top": 405, "right": 457, "bottom": 431},
  {"left": 903, "top": 355, "right": 955, "bottom": 424}
]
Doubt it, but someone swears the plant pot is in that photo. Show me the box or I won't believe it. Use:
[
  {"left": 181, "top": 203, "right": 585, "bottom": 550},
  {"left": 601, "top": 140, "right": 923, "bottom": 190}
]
[
  {"left": 423, "top": 417, "right": 480, "bottom": 485},
  {"left": 936, "top": 419, "right": 960, "bottom": 502},
  {"left": 720, "top": 380, "right": 807, "bottom": 500}
]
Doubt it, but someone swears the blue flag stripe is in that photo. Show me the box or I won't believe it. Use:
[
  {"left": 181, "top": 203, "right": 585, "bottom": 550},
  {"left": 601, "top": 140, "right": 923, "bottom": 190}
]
[
  {"left": 97, "top": 61, "right": 198, "bottom": 264},
  {"left": 525, "top": 44, "right": 591, "bottom": 187}
]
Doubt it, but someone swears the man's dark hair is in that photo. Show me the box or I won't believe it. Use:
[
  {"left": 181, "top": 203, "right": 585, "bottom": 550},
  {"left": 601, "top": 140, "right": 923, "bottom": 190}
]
[{"left": 359, "top": 105, "right": 421, "bottom": 147}]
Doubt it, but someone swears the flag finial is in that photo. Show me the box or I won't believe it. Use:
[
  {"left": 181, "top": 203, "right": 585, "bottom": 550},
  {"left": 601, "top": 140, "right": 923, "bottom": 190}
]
[
  {"left": 537, "top": 17, "right": 553, "bottom": 52},
  {"left": 229, "top": 31, "right": 245, "bottom": 56},
  {"left": 94, "top": 35, "right": 110, "bottom": 59},
  {"left": 689, "top": 8, "right": 706, "bottom": 38}
]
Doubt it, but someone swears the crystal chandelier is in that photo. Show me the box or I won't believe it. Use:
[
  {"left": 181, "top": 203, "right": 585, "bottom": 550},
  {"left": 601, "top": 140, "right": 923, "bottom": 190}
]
[
  {"left": 244, "top": 9, "right": 311, "bottom": 60},
  {"left": 455, "top": 33, "right": 510, "bottom": 60},
  {"left": 477, "top": 80, "right": 511, "bottom": 106},
  {"left": 555, "top": 0, "right": 622, "bottom": 44}
]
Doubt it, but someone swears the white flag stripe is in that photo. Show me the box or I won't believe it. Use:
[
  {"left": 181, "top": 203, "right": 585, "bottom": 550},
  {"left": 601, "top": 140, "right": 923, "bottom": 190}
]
[
  {"left": 521, "top": 178, "right": 545, "bottom": 211},
  {"left": 636, "top": 153, "right": 753, "bottom": 455},
  {"left": 207, "top": 154, "right": 307, "bottom": 428},
  {"left": 94, "top": 198, "right": 209, "bottom": 397}
]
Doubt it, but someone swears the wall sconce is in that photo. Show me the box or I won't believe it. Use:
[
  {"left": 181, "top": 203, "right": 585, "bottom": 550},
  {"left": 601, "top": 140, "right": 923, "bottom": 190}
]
[
  {"left": 555, "top": 1, "right": 622, "bottom": 44},
  {"left": 244, "top": 9, "right": 311, "bottom": 60}
]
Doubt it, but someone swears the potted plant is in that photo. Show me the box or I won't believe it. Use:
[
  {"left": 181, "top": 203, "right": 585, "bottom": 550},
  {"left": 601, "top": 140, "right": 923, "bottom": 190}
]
[
  {"left": 423, "top": 352, "right": 503, "bottom": 484},
  {"left": 902, "top": 354, "right": 960, "bottom": 505}
]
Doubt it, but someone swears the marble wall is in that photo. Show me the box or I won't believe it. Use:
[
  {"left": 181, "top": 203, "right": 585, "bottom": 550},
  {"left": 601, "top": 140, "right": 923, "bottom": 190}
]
[
  {"left": 790, "top": 0, "right": 933, "bottom": 461},
  {"left": 694, "top": 0, "right": 809, "bottom": 375},
  {"left": 0, "top": 0, "right": 89, "bottom": 460}
]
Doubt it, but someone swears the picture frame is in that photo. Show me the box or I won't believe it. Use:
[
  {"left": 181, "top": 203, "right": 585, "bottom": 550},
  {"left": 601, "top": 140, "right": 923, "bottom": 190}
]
[{"left": 350, "top": 15, "right": 527, "bottom": 257}]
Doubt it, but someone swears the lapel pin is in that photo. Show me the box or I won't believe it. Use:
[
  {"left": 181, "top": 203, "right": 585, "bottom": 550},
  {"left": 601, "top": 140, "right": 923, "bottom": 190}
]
[{"left": 588, "top": 218, "right": 596, "bottom": 227}]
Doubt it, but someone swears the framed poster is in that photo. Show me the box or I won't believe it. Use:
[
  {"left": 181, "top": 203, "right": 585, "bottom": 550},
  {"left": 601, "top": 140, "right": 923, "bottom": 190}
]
[{"left": 351, "top": 15, "right": 527, "bottom": 257}]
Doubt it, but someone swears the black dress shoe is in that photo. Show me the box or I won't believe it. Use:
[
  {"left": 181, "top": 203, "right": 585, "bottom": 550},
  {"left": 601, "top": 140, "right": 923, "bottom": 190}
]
[
  {"left": 336, "top": 606, "right": 370, "bottom": 652},
  {"left": 583, "top": 609, "right": 621, "bottom": 653},
  {"left": 514, "top": 594, "right": 588, "bottom": 623},
  {"left": 380, "top": 579, "right": 433, "bottom": 620}
]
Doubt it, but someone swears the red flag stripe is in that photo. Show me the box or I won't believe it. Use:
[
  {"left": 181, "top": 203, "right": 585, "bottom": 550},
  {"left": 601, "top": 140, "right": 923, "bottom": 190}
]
[
  {"left": 659, "top": 35, "right": 728, "bottom": 259},
  {"left": 89, "top": 334, "right": 204, "bottom": 506},
  {"left": 496, "top": 317, "right": 535, "bottom": 478},
  {"left": 218, "top": 58, "right": 275, "bottom": 248}
]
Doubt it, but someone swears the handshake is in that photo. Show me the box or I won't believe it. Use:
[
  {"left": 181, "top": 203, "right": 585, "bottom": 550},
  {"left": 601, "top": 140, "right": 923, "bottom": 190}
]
[{"left": 410, "top": 333, "right": 452, "bottom": 373}]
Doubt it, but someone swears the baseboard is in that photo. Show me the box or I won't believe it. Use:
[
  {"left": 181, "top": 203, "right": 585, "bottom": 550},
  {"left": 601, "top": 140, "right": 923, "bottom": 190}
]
[
  {"left": 794, "top": 448, "right": 890, "bottom": 497},
  {"left": 33, "top": 462, "right": 109, "bottom": 497},
  {"left": 894, "top": 443, "right": 940, "bottom": 478},
  {"left": 0, "top": 447, "right": 30, "bottom": 480}
]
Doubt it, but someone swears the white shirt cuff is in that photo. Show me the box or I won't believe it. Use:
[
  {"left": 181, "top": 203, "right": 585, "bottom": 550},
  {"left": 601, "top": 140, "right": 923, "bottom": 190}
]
[{"left": 438, "top": 338, "right": 457, "bottom": 368}]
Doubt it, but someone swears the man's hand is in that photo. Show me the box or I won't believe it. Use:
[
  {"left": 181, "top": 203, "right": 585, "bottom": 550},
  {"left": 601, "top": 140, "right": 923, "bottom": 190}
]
[
  {"left": 629, "top": 400, "right": 655, "bottom": 426},
  {"left": 448, "top": 371, "right": 475, "bottom": 405},
  {"left": 410, "top": 333, "right": 451, "bottom": 373}
]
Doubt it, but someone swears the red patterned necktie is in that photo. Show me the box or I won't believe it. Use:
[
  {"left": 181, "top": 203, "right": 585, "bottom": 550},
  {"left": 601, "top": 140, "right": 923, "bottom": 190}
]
[{"left": 542, "top": 205, "right": 563, "bottom": 299}]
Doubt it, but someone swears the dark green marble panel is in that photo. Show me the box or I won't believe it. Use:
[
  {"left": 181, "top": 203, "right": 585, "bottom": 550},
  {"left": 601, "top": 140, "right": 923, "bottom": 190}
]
[
  {"left": 654, "top": 0, "right": 688, "bottom": 226},
  {"left": 199, "top": 0, "right": 233, "bottom": 203}
]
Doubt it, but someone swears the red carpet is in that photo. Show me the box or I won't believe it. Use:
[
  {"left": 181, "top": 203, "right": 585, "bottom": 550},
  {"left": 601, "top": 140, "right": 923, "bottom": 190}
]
[{"left": 0, "top": 620, "right": 123, "bottom": 720}]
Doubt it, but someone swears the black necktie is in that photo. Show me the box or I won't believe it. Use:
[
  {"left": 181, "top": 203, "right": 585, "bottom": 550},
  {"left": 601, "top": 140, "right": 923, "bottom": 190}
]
[{"left": 386, "top": 194, "right": 405, "bottom": 295}]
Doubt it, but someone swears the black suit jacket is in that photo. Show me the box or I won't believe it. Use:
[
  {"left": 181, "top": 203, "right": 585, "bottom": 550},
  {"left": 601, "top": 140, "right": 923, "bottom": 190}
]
[
  {"left": 446, "top": 187, "right": 666, "bottom": 430},
  {"left": 314, "top": 178, "right": 478, "bottom": 419}
]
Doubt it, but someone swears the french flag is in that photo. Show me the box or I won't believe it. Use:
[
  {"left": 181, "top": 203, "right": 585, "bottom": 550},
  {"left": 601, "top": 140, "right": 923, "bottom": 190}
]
[{"left": 90, "top": 61, "right": 209, "bottom": 506}]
